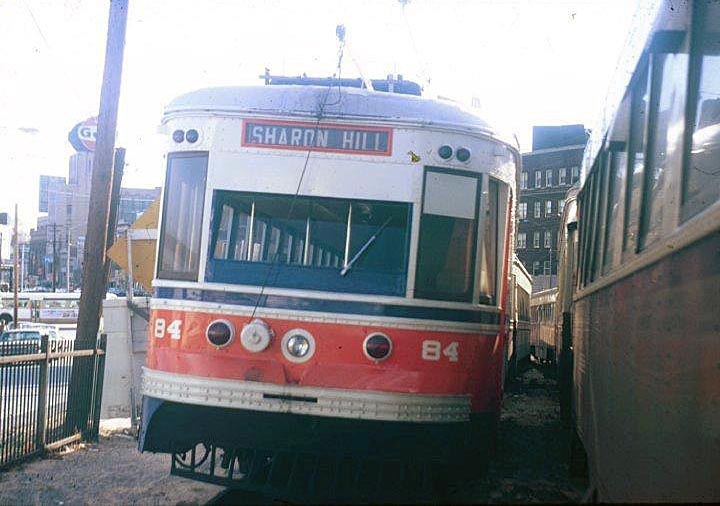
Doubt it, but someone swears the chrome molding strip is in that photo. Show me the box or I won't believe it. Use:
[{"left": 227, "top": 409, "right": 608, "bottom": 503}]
[
  {"left": 150, "top": 297, "right": 502, "bottom": 334},
  {"left": 142, "top": 368, "right": 471, "bottom": 423}
]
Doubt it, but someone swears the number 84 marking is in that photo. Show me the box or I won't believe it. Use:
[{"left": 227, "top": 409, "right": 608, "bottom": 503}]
[{"left": 421, "top": 340, "right": 459, "bottom": 362}]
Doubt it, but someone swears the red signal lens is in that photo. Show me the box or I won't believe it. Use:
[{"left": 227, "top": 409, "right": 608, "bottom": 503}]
[
  {"left": 364, "top": 334, "right": 392, "bottom": 361},
  {"left": 207, "top": 320, "right": 234, "bottom": 347}
]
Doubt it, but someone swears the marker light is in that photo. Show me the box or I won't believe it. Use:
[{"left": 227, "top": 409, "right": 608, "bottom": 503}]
[
  {"left": 438, "top": 145, "right": 453, "bottom": 160},
  {"left": 281, "top": 329, "right": 316, "bottom": 363},
  {"left": 206, "top": 319, "right": 234, "bottom": 347},
  {"left": 172, "top": 129, "right": 185, "bottom": 143},
  {"left": 364, "top": 333, "right": 393, "bottom": 361},
  {"left": 240, "top": 319, "right": 272, "bottom": 352},
  {"left": 186, "top": 129, "right": 199, "bottom": 143},
  {"left": 456, "top": 147, "right": 471, "bottom": 162}
]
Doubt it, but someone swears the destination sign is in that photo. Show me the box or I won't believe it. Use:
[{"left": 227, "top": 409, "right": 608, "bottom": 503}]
[{"left": 242, "top": 119, "right": 392, "bottom": 156}]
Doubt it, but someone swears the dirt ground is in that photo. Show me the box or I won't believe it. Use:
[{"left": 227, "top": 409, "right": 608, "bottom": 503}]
[
  {"left": 0, "top": 366, "right": 581, "bottom": 505},
  {"left": 449, "top": 366, "right": 584, "bottom": 504},
  {"left": 0, "top": 432, "right": 222, "bottom": 505}
]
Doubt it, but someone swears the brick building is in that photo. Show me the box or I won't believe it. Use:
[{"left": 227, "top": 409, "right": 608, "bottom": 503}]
[{"left": 517, "top": 125, "right": 587, "bottom": 292}]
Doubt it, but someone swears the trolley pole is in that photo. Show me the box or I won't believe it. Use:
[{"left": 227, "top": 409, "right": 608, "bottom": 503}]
[{"left": 70, "top": 0, "right": 129, "bottom": 437}]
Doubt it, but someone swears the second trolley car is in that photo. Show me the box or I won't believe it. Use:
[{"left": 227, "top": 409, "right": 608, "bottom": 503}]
[{"left": 558, "top": 1, "right": 720, "bottom": 501}]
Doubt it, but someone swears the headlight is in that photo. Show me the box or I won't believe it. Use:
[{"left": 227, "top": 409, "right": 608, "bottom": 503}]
[{"left": 281, "top": 329, "right": 315, "bottom": 363}]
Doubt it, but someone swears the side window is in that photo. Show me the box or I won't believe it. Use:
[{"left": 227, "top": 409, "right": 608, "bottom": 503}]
[
  {"left": 640, "top": 33, "right": 689, "bottom": 249},
  {"left": 623, "top": 60, "right": 650, "bottom": 253},
  {"left": 682, "top": 3, "right": 720, "bottom": 220},
  {"left": 603, "top": 97, "right": 630, "bottom": 274},
  {"left": 415, "top": 170, "right": 479, "bottom": 303},
  {"left": 158, "top": 152, "right": 208, "bottom": 281}
]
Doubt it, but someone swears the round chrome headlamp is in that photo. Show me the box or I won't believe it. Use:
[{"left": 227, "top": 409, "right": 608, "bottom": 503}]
[
  {"left": 206, "top": 319, "right": 234, "bottom": 348},
  {"left": 281, "top": 329, "right": 316, "bottom": 363}
]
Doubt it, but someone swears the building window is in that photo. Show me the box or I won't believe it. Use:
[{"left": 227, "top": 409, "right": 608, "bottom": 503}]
[
  {"left": 533, "top": 261, "right": 540, "bottom": 275},
  {"left": 545, "top": 200, "right": 552, "bottom": 216},
  {"left": 534, "top": 201, "right": 541, "bottom": 218},
  {"left": 521, "top": 172, "right": 528, "bottom": 189},
  {"left": 544, "top": 230, "right": 551, "bottom": 248},
  {"left": 517, "top": 232, "right": 526, "bottom": 249},
  {"left": 558, "top": 199, "right": 565, "bottom": 216},
  {"left": 543, "top": 260, "right": 551, "bottom": 275},
  {"left": 535, "top": 171, "right": 542, "bottom": 188},
  {"left": 518, "top": 202, "right": 527, "bottom": 220},
  {"left": 571, "top": 166, "right": 579, "bottom": 183},
  {"left": 545, "top": 169, "right": 553, "bottom": 187},
  {"left": 559, "top": 167, "right": 567, "bottom": 185},
  {"left": 533, "top": 231, "right": 540, "bottom": 248}
]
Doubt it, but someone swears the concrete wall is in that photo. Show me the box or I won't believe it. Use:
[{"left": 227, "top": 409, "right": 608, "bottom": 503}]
[{"left": 100, "top": 296, "right": 149, "bottom": 420}]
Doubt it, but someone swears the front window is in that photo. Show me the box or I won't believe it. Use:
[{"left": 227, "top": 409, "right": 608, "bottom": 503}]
[
  {"left": 415, "top": 170, "right": 481, "bottom": 303},
  {"left": 207, "top": 191, "right": 411, "bottom": 296},
  {"left": 158, "top": 152, "right": 208, "bottom": 280}
]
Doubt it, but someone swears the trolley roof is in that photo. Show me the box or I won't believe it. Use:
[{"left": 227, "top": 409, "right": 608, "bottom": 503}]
[{"left": 164, "top": 85, "right": 515, "bottom": 147}]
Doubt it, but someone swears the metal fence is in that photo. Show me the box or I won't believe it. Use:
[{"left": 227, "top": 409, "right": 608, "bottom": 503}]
[{"left": 0, "top": 334, "right": 106, "bottom": 468}]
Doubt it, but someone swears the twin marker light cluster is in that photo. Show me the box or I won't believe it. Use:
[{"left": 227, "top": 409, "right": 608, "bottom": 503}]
[
  {"left": 204, "top": 318, "right": 393, "bottom": 363},
  {"left": 438, "top": 144, "right": 471, "bottom": 162}
]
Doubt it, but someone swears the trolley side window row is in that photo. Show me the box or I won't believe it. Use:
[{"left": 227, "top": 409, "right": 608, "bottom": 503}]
[{"left": 577, "top": 3, "right": 720, "bottom": 288}]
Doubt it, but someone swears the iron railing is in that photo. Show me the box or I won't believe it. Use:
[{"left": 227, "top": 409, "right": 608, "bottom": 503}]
[{"left": 0, "top": 334, "right": 106, "bottom": 468}]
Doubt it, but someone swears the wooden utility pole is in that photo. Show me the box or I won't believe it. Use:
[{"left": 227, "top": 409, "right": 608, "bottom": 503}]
[
  {"left": 103, "top": 147, "right": 126, "bottom": 285},
  {"left": 76, "top": 0, "right": 129, "bottom": 348},
  {"left": 69, "top": 0, "right": 129, "bottom": 437},
  {"left": 13, "top": 204, "right": 18, "bottom": 325}
]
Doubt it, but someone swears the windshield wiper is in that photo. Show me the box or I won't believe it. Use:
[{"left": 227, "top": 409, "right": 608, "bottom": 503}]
[{"left": 340, "top": 217, "right": 392, "bottom": 276}]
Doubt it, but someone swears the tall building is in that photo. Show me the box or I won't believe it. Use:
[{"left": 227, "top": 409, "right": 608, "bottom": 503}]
[
  {"left": 29, "top": 118, "right": 160, "bottom": 290},
  {"left": 517, "top": 125, "right": 588, "bottom": 292}
]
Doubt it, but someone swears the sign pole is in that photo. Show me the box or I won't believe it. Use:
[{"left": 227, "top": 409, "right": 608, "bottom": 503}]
[{"left": 13, "top": 204, "right": 18, "bottom": 326}]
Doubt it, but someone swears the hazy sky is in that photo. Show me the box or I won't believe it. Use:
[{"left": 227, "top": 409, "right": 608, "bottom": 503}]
[{"left": 1, "top": 0, "right": 640, "bottom": 233}]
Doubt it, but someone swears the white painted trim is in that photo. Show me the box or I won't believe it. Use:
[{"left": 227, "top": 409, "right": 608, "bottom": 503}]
[
  {"left": 142, "top": 367, "right": 471, "bottom": 423},
  {"left": 150, "top": 297, "right": 501, "bottom": 335}
]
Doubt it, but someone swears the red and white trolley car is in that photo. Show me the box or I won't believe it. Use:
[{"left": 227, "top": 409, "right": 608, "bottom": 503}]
[{"left": 139, "top": 76, "right": 520, "bottom": 498}]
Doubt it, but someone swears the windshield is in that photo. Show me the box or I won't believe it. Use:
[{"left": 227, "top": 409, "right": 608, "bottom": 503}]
[{"left": 207, "top": 191, "right": 411, "bottom": 296}]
